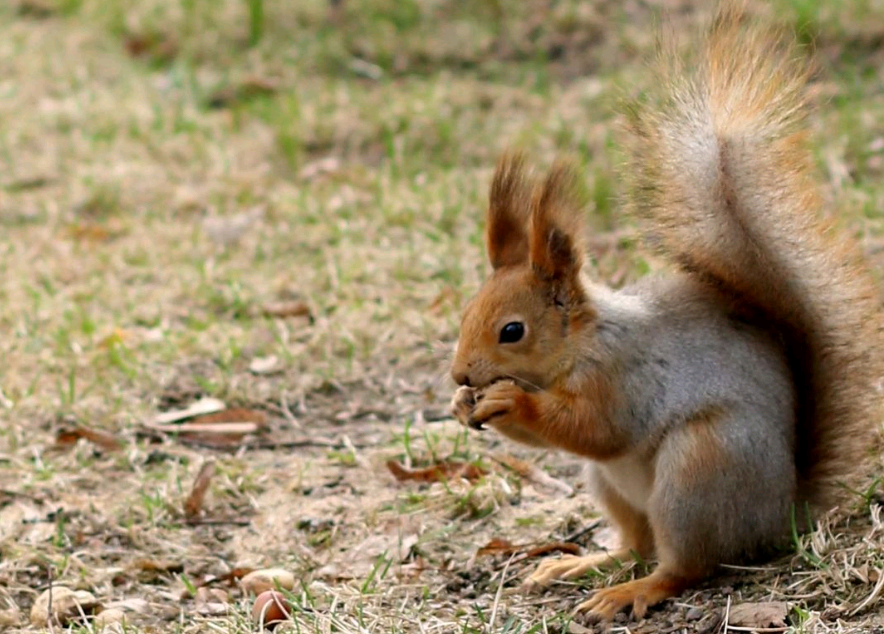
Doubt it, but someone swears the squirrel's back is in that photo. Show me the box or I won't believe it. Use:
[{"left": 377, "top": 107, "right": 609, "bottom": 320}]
[{"left": 623, "top": 3, "right": 884, "bottom": 508}]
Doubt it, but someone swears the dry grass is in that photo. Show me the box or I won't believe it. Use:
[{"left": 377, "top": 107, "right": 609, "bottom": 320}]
[{"left": 0, "top": 0, "right": 883, "bottom": 632}]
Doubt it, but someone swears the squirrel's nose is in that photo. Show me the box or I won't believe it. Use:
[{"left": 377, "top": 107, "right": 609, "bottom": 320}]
[{"left": 452, "top": 370, "right": 471, "bottom": 387}]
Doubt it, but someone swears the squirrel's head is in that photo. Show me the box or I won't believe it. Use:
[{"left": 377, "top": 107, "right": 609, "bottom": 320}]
[{"left": 451, "top": 154, "right": 596, "bottom": 391}]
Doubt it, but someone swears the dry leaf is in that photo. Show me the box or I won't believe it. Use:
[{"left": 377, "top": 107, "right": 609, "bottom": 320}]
[
  {"left": 124, "top": 33, "right": 178, "bottom": 62},
  {"left": 194, "top": 587, "right": 229, "bottom": 616},
  {"left": 727, "top": 601, "right": 789, "bottom": 629},
  {"left": 30, "top": 587, "right": 101, "bottom": 627},
  {"left": 184, "top": 460, "right": 216, "bottom": 520},
  {"left": 131, "top": 558, "right": 185, "bottom": 583},
  {"left": 207, "top": 77, "right": 279, "bottom": 109},
  {"left": 476, "top": 538, "right": 517, "bottom": 557},
  {"left": 155, "top": 397, "right": 226, "bottom": 425},
  {"left": 475, "top": 538, "right": 580, "bottom": 560},
  {"left": 298, "top": 157, "right": 340, "bottom": 181},
  {"left": 261, "top": 300, "right": 312, "bottom": 319},
  {"left": 189, "top": 407, "right": 266, "bottom": 427},
  {"left": 386, "top": 459, "right": 486, "bottom": 484},
  {"left": 55, "top": 425, "right": 123, "bottom": 452},
  {"left": 249, "top": 356, "right": 281, "bottom": 375}
]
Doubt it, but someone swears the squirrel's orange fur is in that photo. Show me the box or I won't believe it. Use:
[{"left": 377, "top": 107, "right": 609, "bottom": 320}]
[{"left": 450, "top": 2, "right": 883, "bottom": 622}]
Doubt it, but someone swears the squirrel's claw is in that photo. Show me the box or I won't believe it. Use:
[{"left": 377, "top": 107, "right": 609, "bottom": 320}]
[{"left": 450, "top": 385, "right": 479, "bottom": 428}]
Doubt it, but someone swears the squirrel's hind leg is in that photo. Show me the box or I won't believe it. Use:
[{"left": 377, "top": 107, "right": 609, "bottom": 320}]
[
  {"left": 523, "top": 471, "right": 653, "bottom": 590},
  {"left": 577, "top": 405, "right": 796, "bottom": 621}
]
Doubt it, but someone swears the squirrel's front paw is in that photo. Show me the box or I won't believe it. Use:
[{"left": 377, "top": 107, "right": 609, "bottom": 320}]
[
  {"left": 468, "top": 380, "right": 528, "bottom": 429},
  {"left": 450, "top": 386, "right": 479, "bottom": 428}
]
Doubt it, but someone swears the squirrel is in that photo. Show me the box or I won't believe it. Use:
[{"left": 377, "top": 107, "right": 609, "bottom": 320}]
[{"left": 449, "top": 2, "right": 884, "bottom": 622}]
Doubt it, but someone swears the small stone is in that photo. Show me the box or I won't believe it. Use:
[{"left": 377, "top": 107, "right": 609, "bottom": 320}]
[{"left": 686, "top": 606, "right": 705, "bottom": 621}]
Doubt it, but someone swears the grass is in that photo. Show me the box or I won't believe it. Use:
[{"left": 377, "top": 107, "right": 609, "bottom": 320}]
[{"left": 0, "top": 0, "right": 883, "bottom": 632}]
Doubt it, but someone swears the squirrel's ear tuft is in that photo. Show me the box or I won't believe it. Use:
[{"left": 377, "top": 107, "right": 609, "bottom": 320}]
[
  {"left": 529, "top": 161, "right": 586, "bottom": 282},
  {"left": 486, "top": 152, "right": 533, "bottom": 269}
]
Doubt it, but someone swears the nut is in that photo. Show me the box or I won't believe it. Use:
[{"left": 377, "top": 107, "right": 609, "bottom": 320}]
[{"left": 251, "top": 590, "right": 291, "bottom": 629}]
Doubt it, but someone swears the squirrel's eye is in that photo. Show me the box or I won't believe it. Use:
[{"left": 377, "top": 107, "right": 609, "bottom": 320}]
[{"left": 499, "top": 322, "right": 525, "bottom": 344}]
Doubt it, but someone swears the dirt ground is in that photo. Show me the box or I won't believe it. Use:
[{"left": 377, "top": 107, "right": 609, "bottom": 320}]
[{"left": 1, "top": 0, "right": 884, "bottom": 632}]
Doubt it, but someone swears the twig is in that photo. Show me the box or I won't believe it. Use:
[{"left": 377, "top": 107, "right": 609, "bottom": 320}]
[
  {"left": 488, "top": 552, "right": 516, "bottom": 632},
  {"left": 563, "top": 519, "right": 603, "bottom": 545}
]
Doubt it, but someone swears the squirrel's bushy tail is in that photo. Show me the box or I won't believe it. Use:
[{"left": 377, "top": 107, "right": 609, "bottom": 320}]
[{"left": 624, "top": 3, "right": 883, "bottom": 508}]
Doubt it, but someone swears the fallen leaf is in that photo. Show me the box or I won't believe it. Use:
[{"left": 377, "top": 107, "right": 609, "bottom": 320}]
[
  {"left": 727, "top": 602, "right": 789, "bottom": 629},
  {"left": 261, "top": 300, "right": 312, "bottom": 319},
  {"left": 189, "top": 408, "right": 267, "bottom": 426},
  {"left": 386, "top": 459, "right": 486, "bottom": 484},
  {"left": 55, "top": 425, "right": 123, "bottom": 452},
  {"left": 249, "top": 356, "right": 281, "bottom": 375},
  {"left": 192, "top": 567, "right": 255, "bottom": 593},
  {"left": 475, "top": 538, "right": 580, "bottom": 560},
  {"left": 30, "top": 587, "right": 101, "bottom": 627},
  {"left": 15, "top": 0, "right": 54, "bottom": 18},
  {"left": 131, "top": 558, "right": 185, "bottom": 583},
  {"left": 123, "top": 32, "right": 178, "bottom": 63},
  {"left": 476, "top": 538, "right": 517, "bottom": 557},
  {"left": 206, "top": 77, "right": 279, "bottom": 109},
  {"left": 194, "top": 587, "right": 229, "bottom": 616},
  {"left": 298, "top": 157, "right": 340, "bottom": 181},
  {"left": 155, "top": 397, "right": 226, "bottom": 425},
  {"left": 4, "top": 175, "right": 52, "bottom": 191},
  {"left": 184, "top": 460, "right": 216, "bottom": 520}
]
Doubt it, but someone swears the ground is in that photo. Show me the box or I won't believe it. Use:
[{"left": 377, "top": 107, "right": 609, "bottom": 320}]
[{"left": 1, "top": 0, "right": 884, "bottom": 632}]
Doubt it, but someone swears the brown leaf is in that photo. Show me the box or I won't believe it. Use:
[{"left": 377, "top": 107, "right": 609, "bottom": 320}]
[
  {"left": 184, "top": 460, "right": 216, "bottom": 520},
  {"left": 55, "top": 425, "right": 123, "bottom": 452},
  {"left": 131, "top": 558, "right": 185, "bottom": 583},
  {"left": 261, "top": 300, "right": 312, "bottom": 320},
  {"left": 386, "top": 459, "right": 487, "bottom": 484},
  {"left": 16, "top": 0, "right": 55, "bottom": 18},
  {"left": 476, "top": 538, "right": 517, "bottom": 557},
  {"left": 727, "top": 601, "right": 789, "bottom": 629},
  {"left": 124, "top": 33, "right": 178, "bottom": 63},
  {"left": 149, "top": 405, "right": 266, "bottom": 449},
  {"left": 193, "top": 567, "right": 256, "bottom": 593},
  {"left": 207, "top": 77, "right": 279, "bottom": 109},
  {"left": 189, "top": 408, "right": 267, "bottom": 426},
  {"left": 475, "top": 538, "right": 581, "bottom": 560}
]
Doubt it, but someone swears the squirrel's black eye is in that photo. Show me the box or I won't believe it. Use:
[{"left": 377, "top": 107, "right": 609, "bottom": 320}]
[{"left": 499, "top": 322, "right": 525, "bottom": 344}]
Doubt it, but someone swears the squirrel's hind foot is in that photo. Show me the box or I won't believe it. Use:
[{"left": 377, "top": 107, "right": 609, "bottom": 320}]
[{"left": 575, "top": 567, "right": 692, "bottom": 622}]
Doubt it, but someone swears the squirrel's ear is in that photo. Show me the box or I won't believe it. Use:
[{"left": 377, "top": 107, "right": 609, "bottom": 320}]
[
  {"left": 486, "top": 153, "right": 532, "bottom": 269},
  {"left": 529, "top": 161, "right": 586, "bottom": 282}
]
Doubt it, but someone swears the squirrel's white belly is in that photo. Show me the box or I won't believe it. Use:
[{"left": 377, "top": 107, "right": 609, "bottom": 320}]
[{"left": 597, "top": 454, "right": 654, "bottom": 513}]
